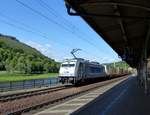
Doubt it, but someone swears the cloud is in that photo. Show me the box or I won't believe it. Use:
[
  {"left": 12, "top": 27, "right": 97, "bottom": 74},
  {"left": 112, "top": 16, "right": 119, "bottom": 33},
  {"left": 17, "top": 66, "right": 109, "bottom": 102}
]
[
  {"left": 45, "top": 43, "right": 51, "bottom": 48},
  {"left": 90, "top": 56, "right": 121, "bottom": 64},
  {"left": 25, "top": 41, "right": 121, "bottom": 63},
  {"left": 26, "top": 41, "right": 52, "bottom": 57}
]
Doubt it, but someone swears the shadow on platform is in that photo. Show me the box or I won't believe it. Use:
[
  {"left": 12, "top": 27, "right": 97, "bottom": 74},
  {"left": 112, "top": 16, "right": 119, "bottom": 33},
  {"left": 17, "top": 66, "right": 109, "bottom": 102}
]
[{"left": 72, "top": 76, "right": 150, "bottom": 115}]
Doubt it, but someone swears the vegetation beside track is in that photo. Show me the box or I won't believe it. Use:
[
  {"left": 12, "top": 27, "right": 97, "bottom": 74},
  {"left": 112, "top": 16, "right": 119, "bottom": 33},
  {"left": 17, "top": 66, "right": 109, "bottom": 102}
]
[
  {"left": 105, "top": 61, "right": 130, "bottom": 69},
  {"left": 0, "top": 71, "right": 58, "bottom": 82}
]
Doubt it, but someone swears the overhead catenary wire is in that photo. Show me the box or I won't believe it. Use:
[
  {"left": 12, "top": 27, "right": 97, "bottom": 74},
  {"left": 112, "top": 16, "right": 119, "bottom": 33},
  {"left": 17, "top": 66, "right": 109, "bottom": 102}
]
[
  {"left": 0, "top": 18, "right": 75, "bottom": 62},
  {"left": 0, "top": 15, "right": 101, "bottom": 61},
  {"left": 37, "top": 0, "right": 77, "bottom": 30},
  {"left": 15, "top": 0, "right": 75, "bottom": 35},
  {"left": 14, "top": 0, "right": 89, "bottom": 50},
  {"left": 0, "top": 11, "right": 49, "bottom": 38},
  {"left": 0, "top": 14, "right": 103, "bottom": 61},
  {"left": 0, "top": 19, "right": 66, "bottom": 59},
  {"left": 0, "top": 12, "right": 74, "bottom": 49},
  {"left": 37, "top": 0, "right": 110, "bottom": 55},
  {"left": 3, "top": 17, "right": 113, "bottom": 63},
  {"left": 15, "top": 0, "right": 111, "bottom": 56},
  {"left": 37, "top": 0, "right": 114, "bottom": 56},
  {"left": 2, "top": 0, "right": 117, "bottom": 62},
  {"left": 0, "top": 18, "right": 36, "bottom": 34}
]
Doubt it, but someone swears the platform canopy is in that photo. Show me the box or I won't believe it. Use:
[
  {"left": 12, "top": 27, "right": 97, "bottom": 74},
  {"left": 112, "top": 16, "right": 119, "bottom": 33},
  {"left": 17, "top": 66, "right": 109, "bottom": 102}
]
[{"left": 65, "top": 0, "right": 150, "bottom": 67}]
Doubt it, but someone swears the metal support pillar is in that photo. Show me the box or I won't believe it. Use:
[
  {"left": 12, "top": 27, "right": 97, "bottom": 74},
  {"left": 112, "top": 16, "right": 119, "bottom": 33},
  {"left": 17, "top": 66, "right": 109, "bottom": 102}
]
[
  {"left": 136, "top": 45, "right": 148, "bottom": 94},
  {"left": 141, "top": 21, "right": 150, "bottom": 94},
  {"left": 143, "top": 47, "right": 148, "bottom": 94},
  {"left": 137, "top": 66, "right": 142, "bottom": 87}
]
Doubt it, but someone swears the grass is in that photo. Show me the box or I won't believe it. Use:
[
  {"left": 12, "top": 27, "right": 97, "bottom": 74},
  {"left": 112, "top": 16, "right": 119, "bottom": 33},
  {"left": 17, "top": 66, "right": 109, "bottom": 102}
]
[{"left": 0, "top": 71, "right": 58, "bottom": 82}]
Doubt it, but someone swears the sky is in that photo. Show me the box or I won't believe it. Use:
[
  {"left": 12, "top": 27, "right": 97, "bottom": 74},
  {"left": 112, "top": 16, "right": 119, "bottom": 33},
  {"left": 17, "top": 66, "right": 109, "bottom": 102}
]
[{"left": 0, "top": 0, "right": 121, "bottom": 63}]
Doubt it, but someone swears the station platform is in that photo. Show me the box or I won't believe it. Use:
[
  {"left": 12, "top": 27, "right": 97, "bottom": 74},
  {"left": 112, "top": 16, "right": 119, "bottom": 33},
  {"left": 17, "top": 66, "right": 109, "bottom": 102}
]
[
  {"left": 72, "top": 76, "right": 150, "bottom": 115},
  {"left": 33, "top": 76, "right": 129, "bottom": 115}
]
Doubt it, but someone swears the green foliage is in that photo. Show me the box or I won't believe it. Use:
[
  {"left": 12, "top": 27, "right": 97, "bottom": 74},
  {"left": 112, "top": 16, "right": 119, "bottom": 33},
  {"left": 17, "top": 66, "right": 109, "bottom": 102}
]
[
  {"left": 0, "top": 71, "right": 58, "bottom": 82},
  {"left": 105, "top": 61, "right": 129, "bottom": 69},
  {"left": 0, "top": 34, "right": 60, "bottom": 74}
]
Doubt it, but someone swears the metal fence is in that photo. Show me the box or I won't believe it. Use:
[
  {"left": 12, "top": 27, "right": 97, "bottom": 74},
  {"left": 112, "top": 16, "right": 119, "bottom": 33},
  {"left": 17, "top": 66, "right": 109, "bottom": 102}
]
[{"left": 0, "top": 78, "right": 61, "bottom": 92}]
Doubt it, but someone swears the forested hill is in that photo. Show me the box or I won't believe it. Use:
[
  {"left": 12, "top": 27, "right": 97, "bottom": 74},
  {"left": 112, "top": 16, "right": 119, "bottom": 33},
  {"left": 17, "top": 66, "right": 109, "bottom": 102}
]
[{"left": 0, "top": 34, "right": 60, "bottom": 74}]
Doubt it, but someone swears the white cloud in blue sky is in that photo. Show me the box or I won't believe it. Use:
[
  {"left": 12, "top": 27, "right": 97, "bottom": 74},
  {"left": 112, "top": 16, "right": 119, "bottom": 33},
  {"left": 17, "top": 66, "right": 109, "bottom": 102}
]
[{"left": 26, "top": 41, "right": 52, "bottom": 57}]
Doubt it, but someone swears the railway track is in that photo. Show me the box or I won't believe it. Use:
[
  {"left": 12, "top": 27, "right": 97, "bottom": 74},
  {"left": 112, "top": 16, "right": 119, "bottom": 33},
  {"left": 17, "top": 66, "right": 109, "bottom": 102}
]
[
  {"left": 0, "top": 75, "right": 130, "bottom": 115},
  {"left": 0, "top": 85, "right": 70, "bottom": 102}
]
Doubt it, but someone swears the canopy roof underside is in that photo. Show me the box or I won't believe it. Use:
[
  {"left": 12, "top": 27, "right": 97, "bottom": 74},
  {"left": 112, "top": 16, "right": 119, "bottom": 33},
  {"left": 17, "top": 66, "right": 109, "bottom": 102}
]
[{"left": 65, "top": 0, "right": 150, "bottom": 67}]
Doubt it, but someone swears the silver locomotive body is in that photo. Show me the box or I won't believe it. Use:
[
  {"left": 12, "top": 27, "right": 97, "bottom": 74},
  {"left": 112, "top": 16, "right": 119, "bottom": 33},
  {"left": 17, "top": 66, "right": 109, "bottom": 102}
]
[{"left": 59, "top": 58, "right": 108, "bottom": 84}]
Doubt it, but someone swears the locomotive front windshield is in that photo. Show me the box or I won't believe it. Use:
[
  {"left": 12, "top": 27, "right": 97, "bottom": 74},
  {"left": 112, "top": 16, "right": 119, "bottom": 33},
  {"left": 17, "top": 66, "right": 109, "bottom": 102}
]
[{"left": 61, "top": 64, "right": 75, "bottom": 67}]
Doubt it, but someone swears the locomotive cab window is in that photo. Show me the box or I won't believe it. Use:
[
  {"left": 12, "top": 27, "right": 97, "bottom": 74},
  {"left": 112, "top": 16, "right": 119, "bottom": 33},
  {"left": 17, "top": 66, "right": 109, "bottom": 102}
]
[{"left": 61, "top": 64, "right": 75, "bottom": 67}]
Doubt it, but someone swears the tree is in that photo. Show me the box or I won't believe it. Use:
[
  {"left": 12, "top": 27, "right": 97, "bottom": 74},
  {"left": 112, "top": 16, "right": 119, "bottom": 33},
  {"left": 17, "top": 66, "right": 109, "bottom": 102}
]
[
  {"left": 5, "top": 58, "right": 11, "bottom": 72},
  {"left": 31, "top": 61, "right": 36, "bottom": 73},
  {"left": 0, "top": 35, "right": 60, "bottom": 74},
  {"left": 16, "top": 56, "right": 26, "bottom": 73},
  {"left": 36, "top": 61, "right": 44, "bottom": 73},
  {"left": 44, "top": 63, "right": 51, "bottom": 73},
  {"left": 0, "top": 61, "right": 5, "bottom": 70},
  {"left": 25, "top": 58, "right": 32, "bottom": 74}
]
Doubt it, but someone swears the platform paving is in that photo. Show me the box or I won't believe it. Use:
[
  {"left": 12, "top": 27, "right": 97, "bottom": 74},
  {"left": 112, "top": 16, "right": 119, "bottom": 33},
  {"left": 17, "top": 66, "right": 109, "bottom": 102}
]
[{"left": 72, "top": 76, "right": 150, "bottom": 115}]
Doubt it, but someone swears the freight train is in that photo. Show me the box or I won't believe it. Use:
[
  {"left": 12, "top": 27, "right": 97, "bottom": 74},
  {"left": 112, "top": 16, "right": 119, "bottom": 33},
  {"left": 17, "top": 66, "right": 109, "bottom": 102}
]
[{"left": 59, "top": 58, "right": 129, "bottom": 84}]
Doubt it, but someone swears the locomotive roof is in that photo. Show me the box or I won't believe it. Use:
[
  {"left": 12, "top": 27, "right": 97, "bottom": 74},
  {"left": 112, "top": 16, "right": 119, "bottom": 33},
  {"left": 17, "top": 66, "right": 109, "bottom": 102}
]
[
  {"left": 63, "top": 58, "right": 85, "bottom": 62},
  {"left": 63, "top": 58, "right": 100, "bottom": 65}
]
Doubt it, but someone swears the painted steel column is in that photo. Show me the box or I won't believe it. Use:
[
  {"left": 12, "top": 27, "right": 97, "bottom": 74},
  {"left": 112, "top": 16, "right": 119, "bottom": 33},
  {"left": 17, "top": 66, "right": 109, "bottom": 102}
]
[
  {"left": 142, "top": 22, "right": 150, "bottom": 94},
  {"left": 137, "top": 66, "right": 142, "bottom": 86},
  {"left": 143, "top": 47, "right": 148, "bottom": 94}
]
